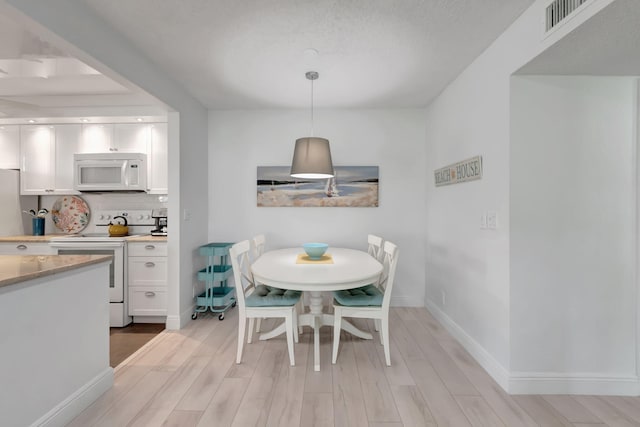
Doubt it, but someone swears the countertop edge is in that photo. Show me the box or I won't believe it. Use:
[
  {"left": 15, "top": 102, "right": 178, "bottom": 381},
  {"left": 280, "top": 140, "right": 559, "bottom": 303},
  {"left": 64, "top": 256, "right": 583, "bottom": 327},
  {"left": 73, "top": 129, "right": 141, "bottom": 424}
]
[{"left": 0, "top": 255, "right": 113, "bottom": 289}]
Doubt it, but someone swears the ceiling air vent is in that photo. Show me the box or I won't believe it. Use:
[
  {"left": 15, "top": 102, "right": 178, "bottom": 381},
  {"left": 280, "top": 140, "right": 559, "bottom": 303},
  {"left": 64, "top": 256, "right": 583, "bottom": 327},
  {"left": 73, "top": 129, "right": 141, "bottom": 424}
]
[{"left": 545, "top": 0, "right": 589, "bottom": 32}]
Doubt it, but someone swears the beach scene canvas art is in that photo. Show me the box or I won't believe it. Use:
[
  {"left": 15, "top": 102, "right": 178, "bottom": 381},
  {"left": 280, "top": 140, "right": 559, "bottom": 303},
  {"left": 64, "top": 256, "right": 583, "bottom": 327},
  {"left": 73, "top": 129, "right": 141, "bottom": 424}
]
[{"left": 257, "top": 166, "right": 379, "bottom": 207}]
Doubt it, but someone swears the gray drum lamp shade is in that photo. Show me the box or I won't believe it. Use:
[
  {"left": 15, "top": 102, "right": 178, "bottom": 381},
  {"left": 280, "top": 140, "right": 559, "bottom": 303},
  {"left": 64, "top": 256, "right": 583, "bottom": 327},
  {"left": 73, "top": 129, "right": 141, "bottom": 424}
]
[{"left": 290, "top": 137, "right": 334, "bottom": 179}]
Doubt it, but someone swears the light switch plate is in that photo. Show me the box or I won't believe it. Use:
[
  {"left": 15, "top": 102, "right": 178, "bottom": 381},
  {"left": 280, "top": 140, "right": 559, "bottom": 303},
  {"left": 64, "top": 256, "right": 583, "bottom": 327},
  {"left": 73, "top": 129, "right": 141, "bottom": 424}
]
[
  {"left": 487, "top": 211, "right": 497, "bottom": 229},
  {"left": 480, "top": 214, "right": 487, "bottom": 229}
]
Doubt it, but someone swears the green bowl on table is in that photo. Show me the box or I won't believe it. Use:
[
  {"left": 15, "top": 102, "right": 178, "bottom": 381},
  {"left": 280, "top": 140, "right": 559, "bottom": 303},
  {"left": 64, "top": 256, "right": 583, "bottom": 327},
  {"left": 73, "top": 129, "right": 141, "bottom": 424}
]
[{"left": 303, "top": 243, "right": 329, "bottom": 260}]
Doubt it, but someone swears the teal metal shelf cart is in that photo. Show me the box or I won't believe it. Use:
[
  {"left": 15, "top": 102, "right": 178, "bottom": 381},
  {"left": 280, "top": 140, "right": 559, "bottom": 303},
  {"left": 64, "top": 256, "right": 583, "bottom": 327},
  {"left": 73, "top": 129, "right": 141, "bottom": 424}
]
[{"left": 193, "top": 242, "right": 235, "bottom": 320}]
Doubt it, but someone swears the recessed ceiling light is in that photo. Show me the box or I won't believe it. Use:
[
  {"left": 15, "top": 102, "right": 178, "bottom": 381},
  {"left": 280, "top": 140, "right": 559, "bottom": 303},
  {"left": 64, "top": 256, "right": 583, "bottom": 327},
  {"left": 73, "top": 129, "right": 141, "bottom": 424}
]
[
  {"left": 81, "top": 118, "right": 89, "bottom": 123},
  {"left": 28, "top": 119, "right": 36, "bottom": 123},
  {"left": 303, "top": 48, "right": 319, "bottom": 60},
  {"left": 136, "top": 118, "right": 144, "bottom": 122}
]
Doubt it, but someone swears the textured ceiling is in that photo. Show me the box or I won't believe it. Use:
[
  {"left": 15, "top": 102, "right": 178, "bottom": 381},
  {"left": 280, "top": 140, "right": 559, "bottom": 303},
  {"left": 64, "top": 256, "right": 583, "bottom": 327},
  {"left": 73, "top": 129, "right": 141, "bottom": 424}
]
[
  {"left": 518, "top": 0, "right": 640, "bottom": 75},
  {"left": 81, "top": 0, "right": 534, "bottom": 109}
]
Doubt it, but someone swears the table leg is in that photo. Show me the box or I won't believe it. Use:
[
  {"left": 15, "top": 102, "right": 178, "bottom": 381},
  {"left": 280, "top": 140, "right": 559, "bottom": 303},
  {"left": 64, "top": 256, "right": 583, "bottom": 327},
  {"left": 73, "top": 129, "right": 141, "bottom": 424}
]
[
  {"left": 313, "top": 316, "right": 321, "bottom": 371},
  {"left": 258, "top": 291, "right": 373, "bottom": 369},
  {"left": 340, "top": 319, "right": 373, "bottom": 340},
  {"left": 259, "top": 322, "right": 286, "bottom": 340}
]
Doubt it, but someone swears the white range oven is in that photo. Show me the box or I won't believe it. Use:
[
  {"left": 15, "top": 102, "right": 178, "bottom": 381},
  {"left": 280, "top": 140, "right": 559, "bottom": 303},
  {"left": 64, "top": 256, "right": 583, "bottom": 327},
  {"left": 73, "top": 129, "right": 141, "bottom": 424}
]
[{"left": 50, "top": 209, "right": 155, "bottom": 327}]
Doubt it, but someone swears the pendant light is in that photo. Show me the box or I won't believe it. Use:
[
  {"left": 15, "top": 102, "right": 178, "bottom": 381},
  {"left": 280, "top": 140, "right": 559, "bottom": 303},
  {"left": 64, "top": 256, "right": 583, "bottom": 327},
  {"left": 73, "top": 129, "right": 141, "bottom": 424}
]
[{"left": 290, "top": 71, "right": 334, "bottom": 179}]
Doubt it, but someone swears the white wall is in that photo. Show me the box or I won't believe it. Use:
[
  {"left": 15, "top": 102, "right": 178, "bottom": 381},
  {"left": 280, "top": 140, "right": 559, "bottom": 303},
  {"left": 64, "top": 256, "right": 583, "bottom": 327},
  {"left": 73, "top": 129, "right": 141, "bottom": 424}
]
[
  {"left": 423, "top": 0, "right": 628, "bottom": 393},
  {"left": 209, "top": 109, "right": 426, "bottom": 306},
  {"left": 0, "top": 263, "right": 111, "bottom": 427},
  {"left": 4, "top": 0, "right": 210, "bottom": 329},
  {"left": 423, "top": 3, "right": 543, "bottom": 377},
  {"left": 510, "top": 76, "right": 638, "bottom": 393}
]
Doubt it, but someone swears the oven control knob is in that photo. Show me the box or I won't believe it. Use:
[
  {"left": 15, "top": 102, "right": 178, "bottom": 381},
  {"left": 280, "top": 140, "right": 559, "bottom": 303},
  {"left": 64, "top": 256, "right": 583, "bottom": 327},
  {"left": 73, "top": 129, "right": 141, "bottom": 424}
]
[
  {"left": 99, "top": 214, "right": 104, "bottom": 220},
  {"left": 105, "top": 214, "right": 111, "bottom": 220},
  {"left": 145, "top": 214, "right": 151, "bottom": 219},
  {"left": 137, "top": 215, "right": 143, "bottom": 220}
]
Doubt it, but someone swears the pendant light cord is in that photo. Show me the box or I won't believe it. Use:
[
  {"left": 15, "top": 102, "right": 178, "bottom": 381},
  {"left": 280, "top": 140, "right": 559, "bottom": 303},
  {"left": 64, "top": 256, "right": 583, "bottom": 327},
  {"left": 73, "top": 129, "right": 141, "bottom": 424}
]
[{"left": 310, "top": 76, "right": 314, "bottom": 137}]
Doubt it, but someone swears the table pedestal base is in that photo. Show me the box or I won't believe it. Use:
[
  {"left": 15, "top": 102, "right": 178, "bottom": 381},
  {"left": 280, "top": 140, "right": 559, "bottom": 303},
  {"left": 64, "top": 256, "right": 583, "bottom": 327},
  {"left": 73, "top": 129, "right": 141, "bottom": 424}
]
[{"left": 259, "top": 290, "right": 372, "bottom": 371}]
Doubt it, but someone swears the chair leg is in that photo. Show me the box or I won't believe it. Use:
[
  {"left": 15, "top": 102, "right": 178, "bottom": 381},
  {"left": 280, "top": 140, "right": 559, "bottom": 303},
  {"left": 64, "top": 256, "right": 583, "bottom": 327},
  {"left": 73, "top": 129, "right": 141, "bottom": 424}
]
[
  {"left": 236, "top": 316, "right": 246, "bottom": 364},
  {"left": 381, "top": 316, "right": 390, "bottom": 366},
  {"left": 248, "top": 318, "right": 255, "bottom": 344},
  {"left": 296, "top": 300, "right": 304, "bottom": 334},
  {"left": 256, "top": 318, "right": 262, "bottom": 333},
  {"left": 285, "top": 312, "right": 295, "bottom": 366},
  {"left": 332, "top": 308, "right": 342, "bottom": 364},
  {"left": 374, "top": 318, "right": 380, "bottom": 332},
  {"left": 292, "top": 307, "right": 299, "bottom": 344}
]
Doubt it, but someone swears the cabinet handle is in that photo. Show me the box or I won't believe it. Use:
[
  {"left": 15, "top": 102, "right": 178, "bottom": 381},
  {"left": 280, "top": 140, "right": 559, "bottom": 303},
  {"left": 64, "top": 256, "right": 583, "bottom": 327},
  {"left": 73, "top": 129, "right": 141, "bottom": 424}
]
[
  {"left": 145, "top": 291, "right": 156, "bottom": 297},
  {"left": 145, "top": 245, "right": 155, "bottom": 250},
  {"left": 16, "top": 244, "right": 27, "bottom": 250},
  {"left": 145, "top": 262, "right": 155, "bottom": 267}
]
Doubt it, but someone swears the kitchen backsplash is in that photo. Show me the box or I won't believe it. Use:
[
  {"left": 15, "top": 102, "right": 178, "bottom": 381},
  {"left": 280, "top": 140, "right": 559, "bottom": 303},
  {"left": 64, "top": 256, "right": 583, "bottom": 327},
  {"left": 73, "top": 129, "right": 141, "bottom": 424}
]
[{"left": 40, "top": 192, "right": 167, "bottom": 234}]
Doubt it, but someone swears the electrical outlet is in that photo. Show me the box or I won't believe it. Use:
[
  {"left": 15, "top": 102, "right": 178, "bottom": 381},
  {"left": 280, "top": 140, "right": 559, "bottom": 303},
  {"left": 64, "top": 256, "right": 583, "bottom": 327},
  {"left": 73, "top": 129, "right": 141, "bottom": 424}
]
[
  {"left": 441, "top": 290, "right": 446, "bottom": 306},
  {"left": 480, "top": 214, "right": 487, "bottom": 229},
  {"left": 487, "top": 211, "right": 497, "bottom": 229}
]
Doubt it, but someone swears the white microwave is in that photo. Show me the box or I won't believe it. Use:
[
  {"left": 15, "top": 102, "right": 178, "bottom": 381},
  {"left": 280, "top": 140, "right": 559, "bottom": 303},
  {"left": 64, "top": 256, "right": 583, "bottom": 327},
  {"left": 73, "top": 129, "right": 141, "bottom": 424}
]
[{"left": 74, "top": 152, "right": 148, "bottom": 192}]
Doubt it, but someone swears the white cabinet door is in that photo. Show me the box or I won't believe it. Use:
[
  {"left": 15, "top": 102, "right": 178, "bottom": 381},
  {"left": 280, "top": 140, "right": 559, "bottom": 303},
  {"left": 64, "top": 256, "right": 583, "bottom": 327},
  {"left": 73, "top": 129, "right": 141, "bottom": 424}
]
[
  {"left": 0, "top": 242, "right": 57, "bottom": 255},
  {"left": 0, "top": 125, "right": 20, "bottom": 169},
  {"left": 54, "top": 124, "right": 82, "bottom": 194},
  {"left": 148, "top": 123, "right": 168, "bottom": 194},
  {"left": 80, "top": 124, "right": 113, "bottom": 153},
  {"left": 21, "top": 126, "right": 55, "bottom": 195},
  {"left": 128, "top": 242, "right": 168, "bottom": 316},
  {"left": 114, "top": 123, "right": 149, "bottom": 153}
]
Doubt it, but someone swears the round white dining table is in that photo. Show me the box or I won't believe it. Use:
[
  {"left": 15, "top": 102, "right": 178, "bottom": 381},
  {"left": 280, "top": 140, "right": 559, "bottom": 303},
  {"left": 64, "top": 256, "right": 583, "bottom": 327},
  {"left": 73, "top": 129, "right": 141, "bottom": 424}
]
[{"left": 251, "top": 247, "right": 383, "bottom": 371}]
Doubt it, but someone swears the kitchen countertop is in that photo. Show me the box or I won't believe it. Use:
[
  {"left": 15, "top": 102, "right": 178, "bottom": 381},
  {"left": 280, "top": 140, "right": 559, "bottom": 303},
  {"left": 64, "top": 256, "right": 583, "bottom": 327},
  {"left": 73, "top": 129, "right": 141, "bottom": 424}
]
[
  {"left": 0, "top": 254, "right": 113, "bottom": 289},
  {"left": 126, "top": 235, "right": 167, "bottom": 242},
  {"left": 0, "top": 234, "right": 68, "bottom": 242},
  {"left": 0, "top": 234, "right": 167, "bottom": 242}
]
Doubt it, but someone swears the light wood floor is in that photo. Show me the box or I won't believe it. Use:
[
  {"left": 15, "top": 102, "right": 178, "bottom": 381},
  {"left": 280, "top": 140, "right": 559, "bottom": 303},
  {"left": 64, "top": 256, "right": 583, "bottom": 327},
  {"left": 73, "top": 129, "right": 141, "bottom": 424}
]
[{"left": 69, "top": 307, "right": 640, "bottom": 426}]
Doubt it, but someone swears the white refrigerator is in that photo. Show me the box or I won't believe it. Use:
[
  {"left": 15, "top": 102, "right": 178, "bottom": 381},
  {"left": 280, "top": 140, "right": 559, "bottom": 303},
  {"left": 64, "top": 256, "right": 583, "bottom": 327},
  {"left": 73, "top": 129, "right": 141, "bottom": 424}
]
[{"left": 0, "top": 169, "right": 37, "bottom": 237}]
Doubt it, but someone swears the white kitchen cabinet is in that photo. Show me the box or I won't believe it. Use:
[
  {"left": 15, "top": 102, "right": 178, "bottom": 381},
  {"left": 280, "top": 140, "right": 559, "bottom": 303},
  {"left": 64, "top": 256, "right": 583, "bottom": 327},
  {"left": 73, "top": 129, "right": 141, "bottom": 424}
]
[
  {"left": 0, "top": 242, "right": 57, "bottom": 255},
  {"left": 128, "top": 241, "right": 167, "bottom": 316},
  {"left": 0, "top": 125, "right": 20, "bottom": 169},
  {"left": 114, "top": 123, "right": 149, "bottom": 153},
  {"left": 147, "top": 123, "right": 168, "bottom": 194},
  {"left": 20, "top": 125, "right": 81, "bottom": 195},
  {"left": 80, "top": 123, "right": 149, "bottom": 153},
  {"left": 54, "top": 124, "right": 82, "bottom": 193},
  {"left": 80, "top": 124, "right": 113, "bottom": 153},
  {"left": 20, "top": 125, "right": 55, "bottom": 195}
]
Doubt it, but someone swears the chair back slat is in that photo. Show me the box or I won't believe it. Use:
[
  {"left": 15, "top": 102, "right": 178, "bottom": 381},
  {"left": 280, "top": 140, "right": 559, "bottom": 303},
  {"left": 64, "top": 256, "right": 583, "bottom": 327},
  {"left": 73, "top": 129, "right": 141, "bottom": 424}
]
[
  {"left": 367, "top": 234, "right": 384, "bottom": 262},
  {"left": 251, "top": 234, "right": 266, "bottom": 260},
  {"left": 229, "top": 240, "right": 255, "bottom": 311},
  {"left": 380, "top": 241, "right": 399, "bottom": 310}
]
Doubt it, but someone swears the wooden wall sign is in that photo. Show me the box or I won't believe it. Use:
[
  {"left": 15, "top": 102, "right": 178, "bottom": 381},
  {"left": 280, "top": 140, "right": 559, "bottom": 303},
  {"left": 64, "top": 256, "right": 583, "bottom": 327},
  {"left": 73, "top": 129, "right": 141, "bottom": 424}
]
[{"left": 434, "top": 155, "right": 483, "bottom": 187}]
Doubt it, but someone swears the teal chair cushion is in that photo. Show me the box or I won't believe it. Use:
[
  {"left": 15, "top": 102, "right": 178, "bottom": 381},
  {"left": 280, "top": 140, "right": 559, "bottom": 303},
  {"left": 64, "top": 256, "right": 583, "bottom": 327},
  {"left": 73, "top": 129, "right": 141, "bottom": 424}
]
[
  {"left": 246, "top": 285, "right": 301, "bottom": 307},
  {"left": 333, "top": 284, "right": 383, "bottom": 306}
]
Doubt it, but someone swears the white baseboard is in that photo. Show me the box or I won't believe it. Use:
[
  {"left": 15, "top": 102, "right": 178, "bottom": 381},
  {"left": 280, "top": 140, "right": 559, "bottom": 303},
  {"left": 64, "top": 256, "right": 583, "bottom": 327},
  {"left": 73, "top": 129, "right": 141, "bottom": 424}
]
[
  {"left": 32, "top": 367, "right": 113, "bottom": 427},
  {"left": 425, "top": 299, "right": 510, "bottom": 392},
  {"left": 425, "top": 299, "right": 640, "bottom": 396},
  {"left": 391, "top": 296, "right": 423, "bottom": 307},
  {"left": 509, "top": 372, "right": 639, "bottom": 396},
  {"left": 165, "top": 304, "right": 196, "bottom": 330}
]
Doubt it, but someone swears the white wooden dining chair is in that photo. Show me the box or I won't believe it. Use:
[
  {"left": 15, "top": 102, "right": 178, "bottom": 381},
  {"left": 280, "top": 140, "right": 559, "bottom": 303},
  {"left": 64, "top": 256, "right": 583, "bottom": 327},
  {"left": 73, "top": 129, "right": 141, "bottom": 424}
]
[
  {"left": 367, "top": 234, "right": 384, "bottom": 262},
  {"left": 230, "top": 240, "right": 301, "bottom": 366},
  {"left": 332, "top": 240, "right": 399, "bottom": 366},
  {"left": 252, "top": 234, "right": 304, "bottom": 336}
]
